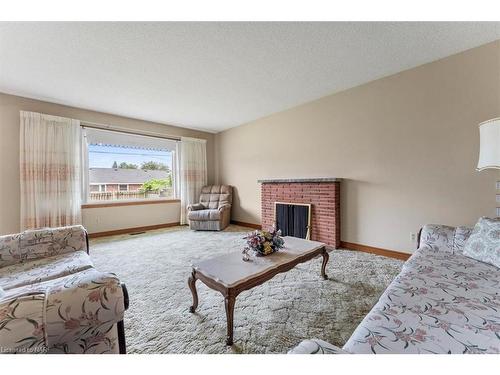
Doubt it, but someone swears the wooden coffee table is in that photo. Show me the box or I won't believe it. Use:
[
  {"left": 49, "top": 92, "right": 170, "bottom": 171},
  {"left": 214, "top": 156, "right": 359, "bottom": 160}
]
[{"left": 188, "top": 236, "right": 328, "bottom": 345}]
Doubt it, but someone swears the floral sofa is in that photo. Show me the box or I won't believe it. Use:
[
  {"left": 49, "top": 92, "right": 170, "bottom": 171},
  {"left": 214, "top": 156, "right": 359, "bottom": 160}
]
[
  {"left": 289, "top": 224, "right": 500, "bottom": 354},
  {"left": 0, "top": 225, "right": 128, "bottom": 354}
]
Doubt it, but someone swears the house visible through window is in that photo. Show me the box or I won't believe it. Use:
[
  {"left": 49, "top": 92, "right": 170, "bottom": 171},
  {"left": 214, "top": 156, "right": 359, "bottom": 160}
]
[{"left": 82, "top": 127, "right": 178, "bottom": 203}]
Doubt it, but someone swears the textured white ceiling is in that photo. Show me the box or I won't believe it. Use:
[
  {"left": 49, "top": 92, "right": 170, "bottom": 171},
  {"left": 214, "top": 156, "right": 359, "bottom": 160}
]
[{"left": 1, "top": 22, "right": 499, "bottom": 132}]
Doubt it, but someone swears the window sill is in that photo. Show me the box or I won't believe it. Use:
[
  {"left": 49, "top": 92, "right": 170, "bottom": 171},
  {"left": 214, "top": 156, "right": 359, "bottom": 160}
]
[{"left": 81, "top": 199, "right": 180, "bottom": 209}]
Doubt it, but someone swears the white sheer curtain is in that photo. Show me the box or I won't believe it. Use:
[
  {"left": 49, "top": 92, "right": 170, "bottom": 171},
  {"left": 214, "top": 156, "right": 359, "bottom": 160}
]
[
  {"left": 20, "top": 111, "right": 82, "bottom": 230},
  {"left": 179, "top": 137, "right": 207, "bottom": 225}
]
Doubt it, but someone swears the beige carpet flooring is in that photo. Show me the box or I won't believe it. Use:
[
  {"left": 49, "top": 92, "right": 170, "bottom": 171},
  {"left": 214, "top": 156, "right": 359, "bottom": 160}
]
[{"left": 89, "top": 225, "right": 403, "bottom": 354}]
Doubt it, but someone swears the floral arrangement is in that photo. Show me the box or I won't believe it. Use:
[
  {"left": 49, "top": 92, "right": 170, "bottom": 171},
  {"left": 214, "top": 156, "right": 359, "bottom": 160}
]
[{"left": 243, "top": 227, "right": 285, "bottom": 257}]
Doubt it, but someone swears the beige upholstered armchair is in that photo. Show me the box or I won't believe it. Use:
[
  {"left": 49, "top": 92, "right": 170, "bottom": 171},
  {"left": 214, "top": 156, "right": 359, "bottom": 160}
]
[{"left": 187, "top": 185, "right": 233, "bottom": 231}]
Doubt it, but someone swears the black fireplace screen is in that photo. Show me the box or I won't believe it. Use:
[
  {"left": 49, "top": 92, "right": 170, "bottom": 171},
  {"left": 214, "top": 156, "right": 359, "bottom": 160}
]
[{"left": 275, "top": 203, "right": 310, "bottom": 239}]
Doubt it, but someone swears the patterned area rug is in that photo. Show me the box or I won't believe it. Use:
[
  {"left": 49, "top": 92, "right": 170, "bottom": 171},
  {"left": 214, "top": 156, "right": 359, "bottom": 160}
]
[{"left": 89, "top": 225, "right": 403, "bottom": 354}]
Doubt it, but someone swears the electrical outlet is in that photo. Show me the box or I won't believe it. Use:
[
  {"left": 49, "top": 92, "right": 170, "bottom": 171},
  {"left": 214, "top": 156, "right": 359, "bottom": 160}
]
[{"left": 410, "top": 232, "right": 417, "bottom": 242}]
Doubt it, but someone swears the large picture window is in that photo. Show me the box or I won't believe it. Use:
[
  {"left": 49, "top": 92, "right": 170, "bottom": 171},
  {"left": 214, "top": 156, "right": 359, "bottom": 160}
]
[{"left": 82, "top": 127, "right": 178, "bottom": 203}]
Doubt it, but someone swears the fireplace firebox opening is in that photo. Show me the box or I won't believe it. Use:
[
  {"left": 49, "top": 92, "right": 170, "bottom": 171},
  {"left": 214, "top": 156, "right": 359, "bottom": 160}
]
[{"left": 274, "top": 202, "right": 311, "bottom": 240}]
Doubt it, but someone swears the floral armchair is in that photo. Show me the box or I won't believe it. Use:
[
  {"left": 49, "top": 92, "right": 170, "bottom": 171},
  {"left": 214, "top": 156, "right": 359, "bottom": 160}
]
[{"left": 0, "top": 225, "right": 128, "bottom": 354}]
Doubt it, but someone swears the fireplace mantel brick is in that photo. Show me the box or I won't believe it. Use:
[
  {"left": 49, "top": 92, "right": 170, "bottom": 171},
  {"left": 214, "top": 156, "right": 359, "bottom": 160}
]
[{"left": 260, "top": 181, "right": 340, "bottom": 248}]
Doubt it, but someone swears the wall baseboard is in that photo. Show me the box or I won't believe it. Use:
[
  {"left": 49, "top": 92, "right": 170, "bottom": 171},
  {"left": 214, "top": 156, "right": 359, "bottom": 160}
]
[
  {"left": 230, "top": 220, "right": 262, "bottom": 230},
  {"left": 340, "top": 241, "right": 411, "bottom": 261},
  {"left": 88, "top": 222, "right": 181, "bottom": 238}
]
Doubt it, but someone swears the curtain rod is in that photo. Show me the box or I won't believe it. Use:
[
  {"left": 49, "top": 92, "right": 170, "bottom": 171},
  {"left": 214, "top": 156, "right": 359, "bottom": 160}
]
[{"left": 80, "top": 120, "right": 181, "bottom": 142}]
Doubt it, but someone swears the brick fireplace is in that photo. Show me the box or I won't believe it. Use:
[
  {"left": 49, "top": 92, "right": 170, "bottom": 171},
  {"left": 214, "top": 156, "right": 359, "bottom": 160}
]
[{"left": 259, "top": 178, "right": 341, "bottom": 248}]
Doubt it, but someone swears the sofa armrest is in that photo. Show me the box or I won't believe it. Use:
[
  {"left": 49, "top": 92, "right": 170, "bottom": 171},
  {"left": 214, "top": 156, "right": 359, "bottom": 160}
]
[
  {"left": 44, "top": 268, "right": 125, "bottom": 349},
  {"left": 418, "top": 224, "right": 472, "bottom": 254},
  {"left": 0, "top": 233, "right": 21, "bottom": 268},
  {"left": 288, "top": 339, "right": 350, "bottom": 354},
  {"left": 218, "top": 204, "right": 231, "bottom": 212},
  {"left": 187, "top": 203, "right": 205, "bottom": 211}
]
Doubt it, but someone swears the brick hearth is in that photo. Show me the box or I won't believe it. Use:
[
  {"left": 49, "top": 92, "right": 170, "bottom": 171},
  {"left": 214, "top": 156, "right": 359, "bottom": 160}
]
[{"left": 259, "top": 178, "right": 341, "bottom": 248}]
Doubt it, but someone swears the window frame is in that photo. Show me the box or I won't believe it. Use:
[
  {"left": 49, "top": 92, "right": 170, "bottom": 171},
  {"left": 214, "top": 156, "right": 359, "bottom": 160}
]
[{"left": 81, "top": 126, "right": 178, "bottom": 206}]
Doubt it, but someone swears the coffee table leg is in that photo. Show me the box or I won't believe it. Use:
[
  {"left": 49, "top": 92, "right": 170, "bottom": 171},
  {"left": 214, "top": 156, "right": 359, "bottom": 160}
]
[
  {"left": 188, "top": 270, "right": 198, "bottom": 313},
  {"left": 224, "top": 295, "right": 235, "bottom": 345},
  {"left": 321, "top": 249, "right": 329, "bottom": 280}
]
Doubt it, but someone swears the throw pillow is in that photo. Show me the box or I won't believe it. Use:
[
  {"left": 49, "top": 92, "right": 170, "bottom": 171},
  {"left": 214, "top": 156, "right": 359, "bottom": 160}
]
[{"left": 463, "top": 217, "right": 500, "bottom": 268}]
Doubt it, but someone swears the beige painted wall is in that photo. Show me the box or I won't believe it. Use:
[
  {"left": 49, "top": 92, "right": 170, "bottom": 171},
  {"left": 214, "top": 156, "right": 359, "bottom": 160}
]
[
  {"left": 216, "top": 41, "right": 500, "bottom": 253},
  {"left": 0, "top": 93, "right": 215, "bottom": 235},
  {"left": 81, "top": 201, "right": 181, "bottom": 234}
]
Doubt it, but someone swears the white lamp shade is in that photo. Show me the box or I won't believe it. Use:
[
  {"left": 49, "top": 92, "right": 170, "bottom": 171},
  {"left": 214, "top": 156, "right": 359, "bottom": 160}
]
[{"left": 477, "top": 118, "right": 500, "bottom": 171}]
